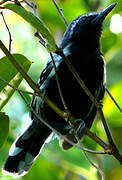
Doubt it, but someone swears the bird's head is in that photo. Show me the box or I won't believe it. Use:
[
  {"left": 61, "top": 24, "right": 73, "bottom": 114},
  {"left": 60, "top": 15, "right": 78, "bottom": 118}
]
[{"left": 61, "top": 3, "right": 116, "bottom": 49}]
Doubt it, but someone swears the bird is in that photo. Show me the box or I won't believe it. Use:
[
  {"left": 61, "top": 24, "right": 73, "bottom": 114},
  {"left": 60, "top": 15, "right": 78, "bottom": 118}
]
[{"left": 3, "top": 3, "right": 116, "bottom": 178}]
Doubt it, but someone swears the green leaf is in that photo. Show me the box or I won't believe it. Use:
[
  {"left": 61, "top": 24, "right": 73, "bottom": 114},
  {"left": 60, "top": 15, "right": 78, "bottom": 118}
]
[
  {"left": 0, "top": 54, "right": 31, "bottom": 110},
  {"left": 0, "top": 112, "right": 9, "bottom": 149},
  {"left": 4, "top": 3, "right": 57, "bottom": 52}
]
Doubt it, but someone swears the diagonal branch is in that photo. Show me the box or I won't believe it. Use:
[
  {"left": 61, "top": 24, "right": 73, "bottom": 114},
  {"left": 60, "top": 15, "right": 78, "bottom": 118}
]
[
  {"left": 50, "top": 52, "right": 70, "bottom": 114},
  {"left": 0, "top": 76, "right": 38, "bottom": 96},
  {"left": 0, "top": 41, "right": 114, "bottom": 155},
  {"left": 98, "top": 109, "right": 122, "bottom": 163},
  {"left": 0, "top": 11, "right": 12, "bottom": 52},
  {"left": 0, "top": 40, "right": 66, "bottom": 119},
  {"left": 55, "top": 49, "right": 98, "bottom": 107},
  {"left": 55, "top": 49, "right": 122, "bottom": 164},
  {"left": 106, "top": 87, "right": 122, "bottom": 113},
  {"left": 18, "top": 90, "right": 108, "bottom": 155},
  {"left": 52, "top": 0, "right": 68, "bottom": 27}
]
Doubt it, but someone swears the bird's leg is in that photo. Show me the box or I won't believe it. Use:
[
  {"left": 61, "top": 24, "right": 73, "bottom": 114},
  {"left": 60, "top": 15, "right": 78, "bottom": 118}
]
[{"left": 59, "top": 119, "right": 85, "bottom": 150}]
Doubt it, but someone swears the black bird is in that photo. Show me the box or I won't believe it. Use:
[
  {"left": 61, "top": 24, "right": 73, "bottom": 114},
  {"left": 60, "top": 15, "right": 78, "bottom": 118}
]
[{"left": 3, "top": 3, "right": 116, "bottom": 178}]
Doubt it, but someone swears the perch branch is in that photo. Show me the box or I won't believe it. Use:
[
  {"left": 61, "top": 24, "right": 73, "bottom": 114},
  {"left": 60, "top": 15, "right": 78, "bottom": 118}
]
[{"left": 0, "top": 41, "right": 113, "bottom": 154}]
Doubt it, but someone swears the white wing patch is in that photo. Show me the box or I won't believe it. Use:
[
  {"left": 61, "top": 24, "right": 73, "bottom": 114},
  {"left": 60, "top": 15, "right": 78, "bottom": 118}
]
[{"left": 9, "top": 140, "right": 22, "bottom": 156}]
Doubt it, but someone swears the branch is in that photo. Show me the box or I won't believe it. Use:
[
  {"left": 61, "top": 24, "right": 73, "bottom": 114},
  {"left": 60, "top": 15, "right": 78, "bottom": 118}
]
[
  {"left": 55, "top": 49, "right": 122, "bottom": 164},
  {"left": 0, "top": 76, "right": 38, "bottom": 96},
  {"left": 1, "top": 9, "right": 122, "bottom": 164},
  {"left": 1, "top": 41, "right": 121, "bottom": 161},
  {"left": 52, "top": 0, "right": 68, "bottom": 27},
  {"left": 98, "top": 109, "right": 122, "bottom": 164},
  {"left": 0, "top": 70, "right": 114, "bottom": 155},
  {"left": 55, "top": 49, "right": 98, "bottom": 108},
  {"left": 0, "top": 11, "right": 12, "bottom": 52},
  {"left": 106, "top": 87, "right": 122, "bottom": 113},
  {"left": 0, "top": 40, "right": 66, "bottom": 119},
  {"left": 84, "top": 128, "right": 110, "bottom": 151},
  {"left": 18, "top": 90, "right": 108, "bottom": 155},
  {"left": 50, "top": 52, "right": 70, "bottom": 114}
]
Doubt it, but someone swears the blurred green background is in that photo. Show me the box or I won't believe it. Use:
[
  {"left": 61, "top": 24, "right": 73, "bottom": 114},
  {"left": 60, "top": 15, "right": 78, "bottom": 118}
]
[{"left": 0, "top": 0, "right": 122, "bottom": 179}]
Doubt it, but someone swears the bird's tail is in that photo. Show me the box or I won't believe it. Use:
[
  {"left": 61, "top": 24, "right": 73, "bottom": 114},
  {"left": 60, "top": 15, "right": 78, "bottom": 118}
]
[{"left": 3, "top": 121, "right": 51, "bottom": 178}]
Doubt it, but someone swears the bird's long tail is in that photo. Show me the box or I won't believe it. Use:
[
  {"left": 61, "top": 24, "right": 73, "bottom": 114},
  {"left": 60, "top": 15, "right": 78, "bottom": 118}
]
[{"left": 3, "top": 120, "right": 51, "bottom": 178}]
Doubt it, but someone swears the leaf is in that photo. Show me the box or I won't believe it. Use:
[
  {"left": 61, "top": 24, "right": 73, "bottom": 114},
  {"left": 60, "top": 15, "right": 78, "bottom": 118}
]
[
  {"left": 0, "top": 54, "right": 31, "bottom": 110},
  {"left": 4, "top": 3, "right": 57, "bottom": 52},
  {"left": 0, "top": 112, "right": 9, "bottom": 149}
]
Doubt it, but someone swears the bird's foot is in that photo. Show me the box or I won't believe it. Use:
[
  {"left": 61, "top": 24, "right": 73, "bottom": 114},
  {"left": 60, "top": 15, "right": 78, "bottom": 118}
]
[{"left": 65, "top": 118, "right": 85, "bottom": 139}]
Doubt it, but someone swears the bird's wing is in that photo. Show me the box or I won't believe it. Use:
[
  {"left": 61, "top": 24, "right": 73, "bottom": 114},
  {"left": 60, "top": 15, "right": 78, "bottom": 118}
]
[
  {"left": 38, "top": 54, "right": 62, "bottom": 89},
  {"left": 30, "top": 54, "right": 62, "bottom": 120}
]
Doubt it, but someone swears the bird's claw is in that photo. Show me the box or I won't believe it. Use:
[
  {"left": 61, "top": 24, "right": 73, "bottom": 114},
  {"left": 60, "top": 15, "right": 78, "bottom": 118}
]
[{"left": 64, "top": 118, "right": 85, "bottom": 139}]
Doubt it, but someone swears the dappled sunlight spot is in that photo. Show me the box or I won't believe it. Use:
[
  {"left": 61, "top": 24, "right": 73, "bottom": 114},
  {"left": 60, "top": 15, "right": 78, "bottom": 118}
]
[{"left": 110, "top": 14, "right": 122, "bottom": 34}]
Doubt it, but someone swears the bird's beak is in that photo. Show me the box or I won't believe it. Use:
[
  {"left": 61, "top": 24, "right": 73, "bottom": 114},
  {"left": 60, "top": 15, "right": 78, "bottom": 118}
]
[{"left": 92, "top": 3, "right": 117, "bottom": 25}]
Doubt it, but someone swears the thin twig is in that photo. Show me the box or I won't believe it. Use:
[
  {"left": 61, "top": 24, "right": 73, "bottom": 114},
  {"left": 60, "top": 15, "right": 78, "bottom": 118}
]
[
  {"left": 75, "top": 132, "right": 105, "bottom": 180},
  {"left": 0, "top": 40, "right": 67, "bottom": 119},
  {"left": 84, "top": 128, "right": 110, "bottom": 151},
  {"left": 1, "top": 75, "right": 110, "bottom": 153},
  {"left": 106, "top": 87, "right": 122, "bottom": 113},
  {"left": 56, "top": 50, "right": 98, "bottom": 108},
  {"left": 55, "top": 49, "right": 122, "bottom": 164},
  {"left": 18, "top": 91, "right": 108, "bottom": 155},
  {"left": 50, "top": 52, "right": 70, "bottom": 114},
  {"left": 29, "top": 106, "right": 108, "bottom": 154},
  {"left": 75, "top": 133, "right": 105, "bottom": 179},
  {"left": 0, "top": 75, "right": 109, "bottom": 154},
  {"left": 82, "top": 144, "right": 105, "bottom": 180},
  {"left": 52, "top": 0, "right": 68, "bottom": 27},
  {"left": 0, "top": 42, "right": 119, "bottom": 158},
  {"left": 1, "top": 8, "right": 122, "bottom": 164},
  {"left": 35, "top": 32, "right": 46, "bottom": 48},
  {"left": 0, "top": 76, "right": 38, "bottom": 96},
  {"left": 98, "top": 109, "right": 122, "bottom": 164},
  {"left": 0, "top": 40, "right": 40, "bottom": 93},
  {"left": 0, "top": 11, "right": 12, "bottom": 52}
]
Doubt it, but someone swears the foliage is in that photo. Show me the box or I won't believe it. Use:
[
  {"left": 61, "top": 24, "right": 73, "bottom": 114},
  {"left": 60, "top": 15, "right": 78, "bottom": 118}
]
[{"left": 0, "top": 0, "right": 122, "bottom": 180}]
